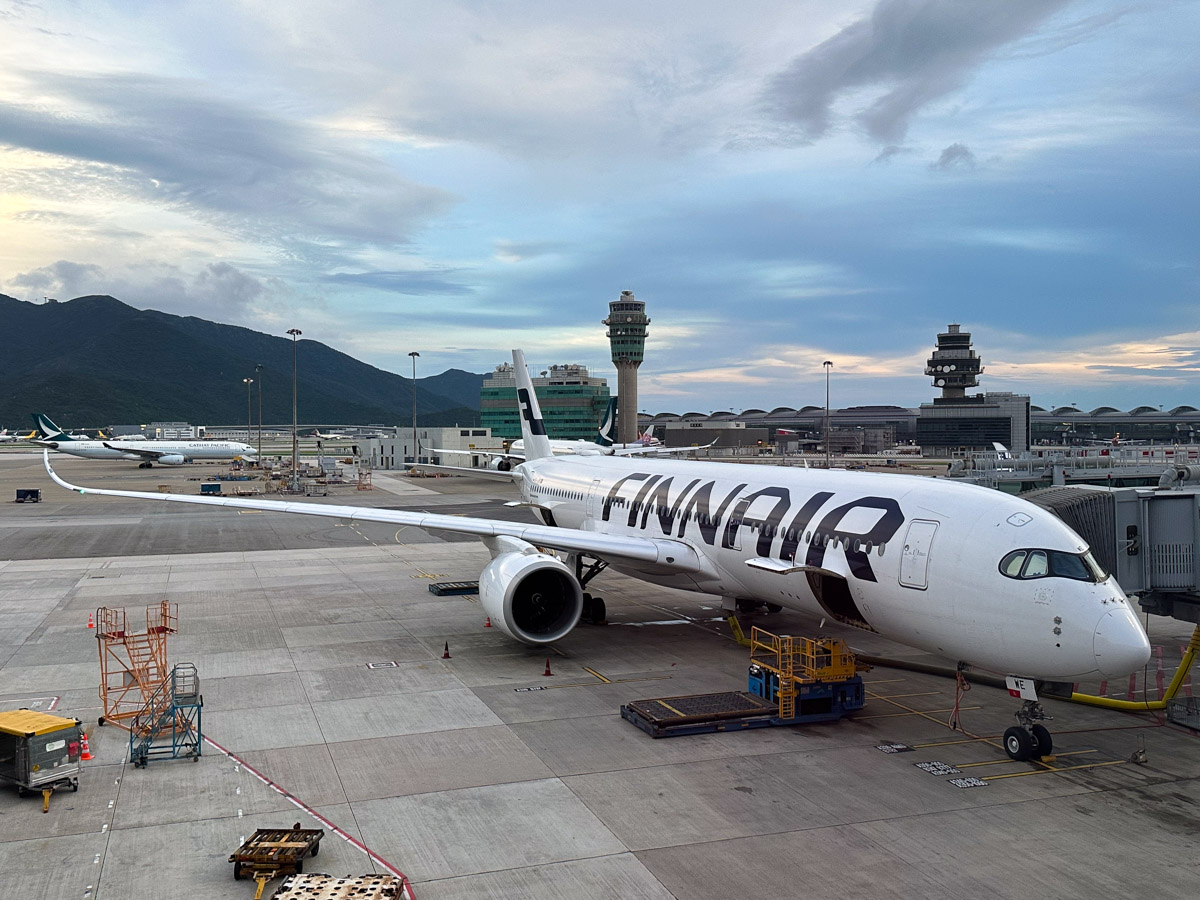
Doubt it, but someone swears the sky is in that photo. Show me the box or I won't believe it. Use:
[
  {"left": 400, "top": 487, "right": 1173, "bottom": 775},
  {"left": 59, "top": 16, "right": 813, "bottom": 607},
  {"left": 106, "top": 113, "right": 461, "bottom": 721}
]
[{"left": 1, "top": 0, "right": 1198, "bottom": 414}]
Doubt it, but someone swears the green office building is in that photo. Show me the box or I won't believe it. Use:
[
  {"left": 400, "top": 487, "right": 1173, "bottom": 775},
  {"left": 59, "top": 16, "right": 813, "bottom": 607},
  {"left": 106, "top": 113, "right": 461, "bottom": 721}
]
[{"left": 481, "top": 362, "right": 611, "bottom": 440}]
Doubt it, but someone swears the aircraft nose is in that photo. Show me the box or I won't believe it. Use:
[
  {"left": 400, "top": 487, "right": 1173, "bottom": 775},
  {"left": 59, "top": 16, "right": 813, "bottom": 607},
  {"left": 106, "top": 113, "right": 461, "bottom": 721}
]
[{"left": 1093, "top": 608, "right": 1151, "bottom": 678}]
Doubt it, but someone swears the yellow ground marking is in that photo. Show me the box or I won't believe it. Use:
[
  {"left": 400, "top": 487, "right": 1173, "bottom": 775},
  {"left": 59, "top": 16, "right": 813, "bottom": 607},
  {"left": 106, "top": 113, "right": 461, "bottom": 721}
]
[
  {"left": 857, "top": 706, "right": 980, "bottom": 720},
  {"left": 582, "top": 666, "right": 612, "bottom": 683},
  {"left": 983, "top": 759, "right": 1128, "bottom": 781},
  {"left": 236, "top": 510, "right": 262, "bottom": 515},
  {"left": 653, "top": 699, "right": 686, "bottom": 716},
  {"left": 872, "top": 691, "right": 941, "bottom": 699}
]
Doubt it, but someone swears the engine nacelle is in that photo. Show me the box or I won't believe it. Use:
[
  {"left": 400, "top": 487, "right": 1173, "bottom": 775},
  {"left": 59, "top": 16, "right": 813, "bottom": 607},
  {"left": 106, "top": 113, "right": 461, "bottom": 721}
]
[
  {"left": 156, "top": 454, "right": 188, "bottom": 466},
  {"left": 479, "top": 549, "right": 583, "bottom": 644},
  {"left": 488, "top": 457, "right": 513, "bottom": 471}
]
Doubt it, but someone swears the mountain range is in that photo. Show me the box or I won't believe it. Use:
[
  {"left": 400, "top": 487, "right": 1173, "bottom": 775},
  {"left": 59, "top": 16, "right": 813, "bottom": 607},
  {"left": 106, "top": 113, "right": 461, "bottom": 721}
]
[{"left": 0, "top": 294, "right": 484, "bottom": 428}]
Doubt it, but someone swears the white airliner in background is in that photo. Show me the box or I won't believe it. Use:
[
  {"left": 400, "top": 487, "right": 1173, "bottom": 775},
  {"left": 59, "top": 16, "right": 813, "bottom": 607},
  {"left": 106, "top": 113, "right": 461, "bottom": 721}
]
[
  {"left": 33, "top": 413, "right": 255, "bottom": 467},
  {"left": 0, "top": 429, "right": 34, "bottom": 443},
  {"left": 428, "top": 398, "right": 710, "bottom": 472},
  {"left": 43, "top": 351, "right": 1149, "bottom": 761}
]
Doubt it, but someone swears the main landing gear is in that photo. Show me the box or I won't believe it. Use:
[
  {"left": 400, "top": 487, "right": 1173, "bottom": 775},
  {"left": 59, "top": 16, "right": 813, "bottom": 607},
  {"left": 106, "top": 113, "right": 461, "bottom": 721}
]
[
  {"left": 574, "top": 554, "right": 609, "bottom": 626},
  {"left": 1003, "top": 699, "right": 1054, "bottom": 762},
  {"left": 138, "top": 462, "right": 153, "bottom": 469}
]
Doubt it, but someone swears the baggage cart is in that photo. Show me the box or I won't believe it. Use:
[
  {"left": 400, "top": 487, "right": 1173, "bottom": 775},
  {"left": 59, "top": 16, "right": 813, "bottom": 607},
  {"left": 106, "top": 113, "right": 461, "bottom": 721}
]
[
  {"left": 229, "top": 823, "right": 323, "bottom": 882},
  {"left": 0, "top": 710, "right": 83, "bottom": 812}
]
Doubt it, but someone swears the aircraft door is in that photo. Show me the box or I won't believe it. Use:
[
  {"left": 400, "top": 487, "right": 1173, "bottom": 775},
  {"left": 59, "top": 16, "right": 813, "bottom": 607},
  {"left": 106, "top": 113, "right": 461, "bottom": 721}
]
[
  {"left": 586, "top": 479, "right": 603, "bottom": 520},
  {"left": 899, "top": 520, "right": 939, "bottom": 590}
]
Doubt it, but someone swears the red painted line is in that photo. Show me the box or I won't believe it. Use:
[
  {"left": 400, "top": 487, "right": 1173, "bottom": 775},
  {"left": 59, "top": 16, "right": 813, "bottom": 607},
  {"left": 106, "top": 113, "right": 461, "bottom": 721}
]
[
  {"left": 202, "top": 735, "right": 416, "bottom": 898},
  {"left": 1155, "top": 646, "right": 1165, "bottom": 701}
]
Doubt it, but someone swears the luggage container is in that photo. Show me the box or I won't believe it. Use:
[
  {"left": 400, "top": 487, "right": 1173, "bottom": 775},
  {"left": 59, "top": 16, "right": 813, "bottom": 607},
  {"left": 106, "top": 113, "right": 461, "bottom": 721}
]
[
  {"left": 14, "top": 488, "right": 41, "bottom": 503},
  {"left": 0, "top": 710, "right": 83, "bottom": 812}
]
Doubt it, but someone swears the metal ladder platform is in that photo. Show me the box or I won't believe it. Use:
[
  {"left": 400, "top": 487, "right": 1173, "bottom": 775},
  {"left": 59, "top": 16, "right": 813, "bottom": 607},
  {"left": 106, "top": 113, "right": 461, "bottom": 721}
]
[{"left": 129, "top": 662, "right": 203, "bottom": 766}]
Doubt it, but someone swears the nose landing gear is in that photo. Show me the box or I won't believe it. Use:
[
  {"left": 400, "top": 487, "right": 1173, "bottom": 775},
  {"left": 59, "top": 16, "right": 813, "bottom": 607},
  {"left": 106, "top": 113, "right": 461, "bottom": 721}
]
[{"left": 1003, "top": 699, "right": 1054, "bottom": 761}]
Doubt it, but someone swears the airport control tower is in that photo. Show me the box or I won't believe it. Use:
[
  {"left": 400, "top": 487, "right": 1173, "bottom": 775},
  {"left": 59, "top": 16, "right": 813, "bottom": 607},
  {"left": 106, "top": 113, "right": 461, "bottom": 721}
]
[
  {"left": 603, "top": 290, "right": 650, "bottom": 444},
  {"left": 926, "top": 323, "right": 983, "bottom": 399}
]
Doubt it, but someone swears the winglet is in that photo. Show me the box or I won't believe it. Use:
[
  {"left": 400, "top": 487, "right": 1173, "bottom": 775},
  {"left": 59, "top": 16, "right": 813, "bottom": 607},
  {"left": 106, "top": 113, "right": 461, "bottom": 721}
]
[{"left": 512, "top": 350, "right": 553, "bottom": 460}]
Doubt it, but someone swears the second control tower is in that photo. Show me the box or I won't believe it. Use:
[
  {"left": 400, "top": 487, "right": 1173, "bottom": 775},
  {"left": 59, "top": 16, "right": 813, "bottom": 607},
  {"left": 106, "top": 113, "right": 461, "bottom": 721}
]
[
  {"left": 925, "top": 323, "right": 983, "bottom": 399},
  {"left": 603, "top": 290, "right": 650, "bottom": 444}
]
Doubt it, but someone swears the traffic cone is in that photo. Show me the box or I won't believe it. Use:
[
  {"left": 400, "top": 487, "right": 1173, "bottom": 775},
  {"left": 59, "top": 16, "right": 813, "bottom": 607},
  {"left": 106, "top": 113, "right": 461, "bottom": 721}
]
[
  {"left": 484, "top": 617, "right": 492, "bottom": 628},
  {"left": 543, "top": 657, "right": 553, "bottom": 677},
  {"left": 87, "top": 613, "right": 94, "bottom": 630},
  {"left": 80, "top": 732, "right": 93, "bottom": 761},
  {"left": 442, "top": 642, "right": 451, "bottom": 659}
]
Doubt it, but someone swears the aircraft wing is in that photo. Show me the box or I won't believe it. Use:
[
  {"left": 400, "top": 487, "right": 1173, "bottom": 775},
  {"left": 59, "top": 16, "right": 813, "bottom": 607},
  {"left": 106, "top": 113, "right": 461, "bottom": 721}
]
[
  {"left": 425, "top": 445, "right": 523, "bottom": 461},
  {"left": 101, "top": 442, "right": 178, "bottom": 460},
  {"left": 43, "top": 451, "right": 701, "bottom": 572},
  {"left": 411, "top": 463, "right": 517, "bottom": 481},
  {"left": 610, "top": 440, "right": 717, "bottom": 457}
]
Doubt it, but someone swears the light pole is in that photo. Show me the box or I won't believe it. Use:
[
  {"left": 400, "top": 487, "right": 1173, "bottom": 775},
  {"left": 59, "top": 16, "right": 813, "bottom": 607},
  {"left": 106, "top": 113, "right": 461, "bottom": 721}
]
[
  {"left": 255, "top": 364, "right": 263, "bottom": 461},
  {"left": 408, "top": 351, "right": 420, "bottom": 465},
  {"left": 242, "top": 377, "right": 254, "bottom": 453},
  {"left": 288, "top": 329, "right": 302, "bottom": 489},
  {"left": 823, "top": 360, "right": 833, "bottom": 469}
]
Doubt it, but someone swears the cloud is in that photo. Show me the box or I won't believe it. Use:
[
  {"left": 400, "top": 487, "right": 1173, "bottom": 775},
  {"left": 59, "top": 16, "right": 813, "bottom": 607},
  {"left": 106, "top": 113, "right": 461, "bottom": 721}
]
[
  {"left": 9, "top": 259, "right": 281, "bottom": 322},
  {"left": 765, "top": 0, "right": 1072, "bottom": 143},
  {"left": 493, "top": 239, "right": 567, "bottom": 263},
  {"left": 324, "top": 270, "right": 475, "bottom": 296},
  {"left": 931, "top": 142, "right": 975, "bottom": 171},
  {"left": 0, "top": 70, "right": 454, "bottom": 261}
]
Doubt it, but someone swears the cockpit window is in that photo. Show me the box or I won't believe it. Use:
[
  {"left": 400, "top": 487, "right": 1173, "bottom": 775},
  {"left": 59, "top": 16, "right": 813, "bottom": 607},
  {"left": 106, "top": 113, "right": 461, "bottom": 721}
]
[
  {"left": 998, "top": 548, "right": 1107, "bottom": 583},
  {"left": 1000, "top": 550, "right": 1026, "bottom": 577},
  {"left": 1023, "top": 551, "right": 1048, "bottom": 578}
]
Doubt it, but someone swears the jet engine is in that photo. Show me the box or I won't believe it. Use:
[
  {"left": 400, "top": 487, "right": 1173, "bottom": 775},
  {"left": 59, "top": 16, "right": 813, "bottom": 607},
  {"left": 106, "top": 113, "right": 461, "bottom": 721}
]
[
  {"left": 488, "top": 457, "right": 514, "bottom": 471},
  {"left": 155, "top": 454, "right": 188, "bottom": 466},
  {"left": 479, "top": 547, "right": 583, "bottom": 644}
]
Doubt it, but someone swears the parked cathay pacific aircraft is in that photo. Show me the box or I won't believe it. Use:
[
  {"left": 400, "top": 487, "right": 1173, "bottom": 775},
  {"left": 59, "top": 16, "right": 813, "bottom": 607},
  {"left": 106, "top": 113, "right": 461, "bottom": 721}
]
[
  {"left": 33, "top": 413, "right": 255, "bottom": 467},
  {"left": 42, "top": 352, "right": 1149, "bottom": 761}
]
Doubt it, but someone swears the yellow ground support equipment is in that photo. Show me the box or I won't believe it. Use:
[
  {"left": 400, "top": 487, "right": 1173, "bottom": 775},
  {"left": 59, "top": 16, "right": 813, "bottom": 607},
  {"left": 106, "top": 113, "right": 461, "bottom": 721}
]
[
  {"left": 749, "top": 627, "right": 869, "bottom": 720},
  {"left": 0, "top": 710, "right": 83, "bottom": 812}
]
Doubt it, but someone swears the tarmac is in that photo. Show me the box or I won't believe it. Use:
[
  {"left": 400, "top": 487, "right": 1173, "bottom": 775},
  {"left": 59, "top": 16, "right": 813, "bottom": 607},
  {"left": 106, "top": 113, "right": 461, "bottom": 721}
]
[{"left": 0, "top": 450, "right": 1198, "bottom": 899}]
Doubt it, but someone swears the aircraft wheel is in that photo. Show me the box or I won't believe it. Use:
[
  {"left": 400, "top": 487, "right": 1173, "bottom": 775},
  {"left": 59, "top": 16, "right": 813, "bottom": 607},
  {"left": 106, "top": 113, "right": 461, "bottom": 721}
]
[
  {"left": 581, "top": 593, "right": 593, "bottom": 620},
  {"left": 765, "top": 603, "right": 783, "bottom": 613},
  {"left": 589, "top": 596, "right": 606, "bottom": 625},
  {"left": 1003, "top": 726, "right": 1033, "bottom": 762},
  {"left": 1030, "top": 724, "right": 1053, "bottom": 758}
]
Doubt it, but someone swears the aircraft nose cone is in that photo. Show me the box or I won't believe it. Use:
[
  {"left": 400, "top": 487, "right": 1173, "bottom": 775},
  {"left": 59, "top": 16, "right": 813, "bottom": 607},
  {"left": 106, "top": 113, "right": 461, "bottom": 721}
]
[{"left": 1094, "top": 608, "right": 1151, "bottom": 678}]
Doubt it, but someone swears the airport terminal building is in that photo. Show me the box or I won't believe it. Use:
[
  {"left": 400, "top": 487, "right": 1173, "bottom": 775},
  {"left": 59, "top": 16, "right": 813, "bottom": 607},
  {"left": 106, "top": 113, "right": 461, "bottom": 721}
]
[{"left": 480, "top": 362, "right": 610, "bottom": 440}]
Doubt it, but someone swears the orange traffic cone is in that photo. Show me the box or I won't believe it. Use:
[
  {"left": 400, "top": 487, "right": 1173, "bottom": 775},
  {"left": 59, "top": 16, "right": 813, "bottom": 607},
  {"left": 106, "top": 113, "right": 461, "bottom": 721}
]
[
  {"left": 442, "top": 642, "right": 451, "bottom": 659},
  {"left": 87, "top": 613, "right": 94, "bottom": 630},
  {"left": 484, "top": 617, "right": 492, "bottom": 628},
  {"left": 542, "top": 658, "right": 553, "bottom": 677},
  {"left": 80, "top": 732, "right": 93, "bottom": 761}
]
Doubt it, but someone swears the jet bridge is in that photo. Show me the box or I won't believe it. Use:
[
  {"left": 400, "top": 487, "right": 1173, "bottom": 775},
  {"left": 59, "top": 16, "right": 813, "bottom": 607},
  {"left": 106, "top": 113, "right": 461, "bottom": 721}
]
[{"left": 1024, "top": 484, "right": 1200, "bottom": 624}]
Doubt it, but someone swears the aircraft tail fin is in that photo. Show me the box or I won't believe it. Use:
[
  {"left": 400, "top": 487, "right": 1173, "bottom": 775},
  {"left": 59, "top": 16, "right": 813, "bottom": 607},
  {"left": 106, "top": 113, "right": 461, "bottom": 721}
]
[
  {"left": 33, "top": 413, "right": 72, "bottom": 441},
  {"left": 512, "top": 350, "right": 553, "bottom": 460},
  {"left": 595, "top": 397, "right": 617, "bottom": 447}
]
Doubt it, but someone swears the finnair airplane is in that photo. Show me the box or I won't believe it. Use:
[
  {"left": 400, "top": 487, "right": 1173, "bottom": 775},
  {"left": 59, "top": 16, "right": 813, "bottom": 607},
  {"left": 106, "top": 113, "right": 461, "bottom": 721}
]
[
  {"left": 43, "top": 351, "right": 1149, "bottom": 761},
  {"left": 33, "top": 413, "right": 255, "bottom": 467}
]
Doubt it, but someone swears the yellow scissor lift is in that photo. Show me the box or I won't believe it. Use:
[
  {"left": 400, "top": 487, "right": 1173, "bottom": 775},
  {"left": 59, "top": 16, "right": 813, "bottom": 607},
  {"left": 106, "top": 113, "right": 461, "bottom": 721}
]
[{"left": 622, "top": 627, "right": 868, "bottom": 738}]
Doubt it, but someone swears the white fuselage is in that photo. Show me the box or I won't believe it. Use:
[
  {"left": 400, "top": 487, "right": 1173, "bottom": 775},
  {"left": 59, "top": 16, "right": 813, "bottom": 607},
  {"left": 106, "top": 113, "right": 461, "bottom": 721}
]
[
  {"left": 41, "top": 440, "right": 255, "bottom": 462},
  {"left": 513, "top": 454, "right": 1150, "bottom": 681}
]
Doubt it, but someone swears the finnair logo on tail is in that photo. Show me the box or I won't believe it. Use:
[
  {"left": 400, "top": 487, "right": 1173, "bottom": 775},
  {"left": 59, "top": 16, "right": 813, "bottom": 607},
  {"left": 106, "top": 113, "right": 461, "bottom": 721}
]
[{"left": 517, "top": 388, "right": 547, "bottom": 436}]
